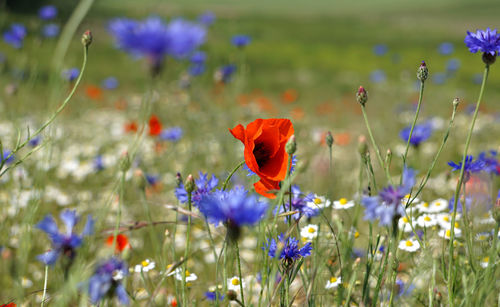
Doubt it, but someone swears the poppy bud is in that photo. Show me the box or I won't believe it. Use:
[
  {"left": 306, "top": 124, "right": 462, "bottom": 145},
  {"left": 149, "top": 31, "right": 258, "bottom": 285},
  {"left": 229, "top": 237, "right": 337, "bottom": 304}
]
[
  {"left": 184, "top": 174, "right": 195, "bottom": 194},
  {"left": 452, "top": 97, "right": 460, "bottom": 108},
  {"left": 482, "top": 52, "right": 497, "bottom": 66},
  {"left": 81, "top": 30, "right": 92, "bottom": 47},
  {"left": 417, "top": 61, "right": 428, "bottom": 82},
  {"left": 356, "top": 86, "right": 368, "bottom": 106},
  {"left": 325, "top": 131, "right": 334, "bottom": 148},
  {"left": 285, "top": 135, "right": 296, "bottom": 155},
  {"left": 358, "top": 135, "right": 368, "bottom": 156}
]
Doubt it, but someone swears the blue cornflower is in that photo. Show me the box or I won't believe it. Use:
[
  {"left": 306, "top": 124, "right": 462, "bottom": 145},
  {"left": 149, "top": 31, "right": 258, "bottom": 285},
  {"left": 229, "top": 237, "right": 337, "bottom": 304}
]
[
  {"left": 36, "top": 210, "right": 94, "bottom": 265},
  {"left": 175, "top": 172, "right": 218, "bottom": 205},
  {"left": 2, "top": 150, "right": 14, "bottom": 165},
  {"left": 448, "top": 196, "right": 473, "bottom": 213},
  {"left": 39, "top": 5, "right": 58, "bottom": 20},
  {"left": 29, "top": 136, "right": 41, "bottom": 147},
  {"left": 205, "top": 290, "right": 224, "bottom": 301},
  {"left": 373, "top": 44, "right": 388, "bottom": 56},
  {"left": 188, "top": 51, "right": 206, "bottom": 76},
  {"left": 464, "top": 28, "right": 500, "bottom": 56},
  {"left": 287, "top": 185, "right": 318, "bottom": 219},
  {"left": 448, "top": 155, "right": 485, "bottom": 181},
  {"left": 395, "top": 279, "right": 415, "bottom": 297},
  {"left": 101, "top": 77, "right": 119, "bottom": 90},
  {"left": 477, "top": 150, "right": 500, "bottom": 175},
  {"left": 198, "top": 11, "right": 216, "bottom": 26},
  {"left": 62, "top": 68, "right": 79, "bottom": 82},
  {"left": 231, "top": 34, "right": 251, "bottom": 48},
  {"left": 88, "top": 257, "right": 129, "bottom": 305},
  {"left": 438, "top": 42, "right": 454, "bottom": 55},
  {"left": 264, "top": 234, "right": 312, "bottom": 265},
  {"left": 215, "top": 64, "right": 236, "bottom": 83},
  {"left": 160, "top": 127, "right": 183, "bottom": 142},
  {"left": 197, "top": 187, "right": 268, "bottom": 227},
  {"left": 399, "top": 121, "right": 433, "bottom": 147},
  {"left": 145, "top": 174, "right": 160, "bottom": 186},
  {"left": 370, "top": 69, "right": 386, "bottom": 83},
  {"left": 361, "top": 168, "right": 416, "bottom": 226},
  {"left": 93, "top": 155, "right": 104, "bottom": 171},
  {"left": 3, "top": 24, "right": 27, "bottom": 49},
  {"left": 41, "top": 24, "right": 60, "bottom": 38}
]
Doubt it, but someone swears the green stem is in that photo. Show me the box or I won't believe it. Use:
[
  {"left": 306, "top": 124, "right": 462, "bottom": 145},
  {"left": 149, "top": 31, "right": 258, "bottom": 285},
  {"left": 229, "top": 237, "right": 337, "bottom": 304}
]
[
  {"left": 361, "top": 106, "right": 392, "bottom": 184},
  {"left": 41, "top": 265, "right": 48, "bottom": 307},
  {"left": 447, "top": 64, "right": 489, "bottom": 307},
  {"left": 222, "top": 161, "right": 245, "bottom": 191},
  {"left": 182, "top": 193, "right": 193, "bottom": 307},
  {"left": 388, "top": 229, "right": 403, "bottom": 306},
  {"left": 235, "top": 241, "right": 246, "bottom": 306},
  {"left": 111, "top": 170, "right": 126, "bottom": 253}
]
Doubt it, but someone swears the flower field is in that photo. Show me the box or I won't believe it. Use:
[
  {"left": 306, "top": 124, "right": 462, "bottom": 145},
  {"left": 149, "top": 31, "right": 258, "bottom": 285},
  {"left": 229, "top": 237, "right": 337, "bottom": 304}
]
[{"left": 0, "top": 0, "right": 499, "bottom": 306}]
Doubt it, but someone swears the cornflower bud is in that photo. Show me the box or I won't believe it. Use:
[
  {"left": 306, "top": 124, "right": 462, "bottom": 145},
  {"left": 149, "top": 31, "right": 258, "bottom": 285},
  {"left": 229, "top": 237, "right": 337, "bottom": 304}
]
[
  {"left": 184, "top": 174, "right": 195, "bottom": 194},
  {"left": 452, "top": 97, "right": 460, "bottom": 108},
  {"left": 482, "top": 52, "right": 497, "bottom": 66},
  {"left": 385, "top": 149, "right": 392, "bottom": 168},
  {"left": 356, "top": 86, "right": 368, "bottom": 106},
  {"left": 285, "top": 135, "right": 296, "bottom": 155},
  {"left": 81, "top": 30, "right": 92, "bottom": 47},
  {"left": 417, "top": 61, "right": 428, "bottom": 82},
  {"left": 325, "top": 131, "right": 334, "bottom": 148},
  {"left": 358, "top": 135, "right": 368, "bottom": 156}
]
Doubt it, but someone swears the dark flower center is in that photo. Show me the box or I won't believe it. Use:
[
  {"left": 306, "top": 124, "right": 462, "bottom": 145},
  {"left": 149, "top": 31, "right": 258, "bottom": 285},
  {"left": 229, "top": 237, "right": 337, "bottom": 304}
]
[{"left": 253, "top": 142, "right": 271, "bottom": 167}]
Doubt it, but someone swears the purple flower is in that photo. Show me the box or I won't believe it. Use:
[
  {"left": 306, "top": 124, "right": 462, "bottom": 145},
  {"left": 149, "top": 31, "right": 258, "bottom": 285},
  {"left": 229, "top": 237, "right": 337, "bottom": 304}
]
[
  {"left": 264, "top": 234, "right": 312, "bottom": 264},
  {"left": 198, "top": 11, "right": 216, "bottom": 26},
  {"left": 175, "top": 172, "right": 218, "bottom": 205},
  {"left": 448, "top": 155, "right": 485, "bottom": 181},
  {"left": 361, "top": 168, "right": 416, "bottom": 226},
  {"left": 41, "top": 23, "right": 60, "bottom": 38},
  {"left": 3, "top": 24, "right": 27, "bottom": 49},
  {"left": 29, "top": 136, "right": 41, "bottom": 147},
  {"left": 370, "top": 69, "right": 386, "bottom": 83},
  {"left": 36, "top": 210, "right": 94, "bottom": 265},
  {"left": 399, "top": 121, "right": 433, "bottom": 147},
  {"left": 197, "top": 187, "right": 268, "bottom": 227},
  {"left": 146, "top": 174, "right": 160, "bottom": 186},
  {"left": 205, "top": 290, "right": 224, "bottom": 301},
  {"left": 93, "top": 155, "right": 105, "bottom": 171},
  {"left": 465, "top": 28, "right": 500, "bottom": 56},
  {"left": 88, "top": 257, "right": 129, "bottom": 305},
  {"left": 477, "top": 150, "right": 500, "bottom": 175},
  {"left": 39, "top": 5, "right": 58, "bottom": 20},
  {"left": 438, "top": 42, "right": 454, "bottom": 55},
  {"left": 373, "top": 44, "right": 388, "bottom": 56},
  {"left": 62, "top": 68, "right": 79, "bottom": 82},
  {"left": 215, "top": 64, "right": 236, "bottom": 83},
  {"left": 231, "top": 34, "right": 251, "bottom": 48},
  {"left": 160, "top": 127, "right": 183, "bottom": 141},
  {"left": 2, "top": 150, "right": 14, "bottom": 164},
  {"left": 101, "top": 77, "right": 119, "bottom": 90}
]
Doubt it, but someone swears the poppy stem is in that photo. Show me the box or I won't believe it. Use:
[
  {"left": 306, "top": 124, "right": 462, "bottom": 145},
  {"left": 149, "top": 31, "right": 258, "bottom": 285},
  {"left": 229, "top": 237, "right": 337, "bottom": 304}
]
[
  {"left": 222, "top": 160, "right": 245, "bottom": 191},
  {"left": 447, "top": 64, "right": 489, "bottom": 307}
]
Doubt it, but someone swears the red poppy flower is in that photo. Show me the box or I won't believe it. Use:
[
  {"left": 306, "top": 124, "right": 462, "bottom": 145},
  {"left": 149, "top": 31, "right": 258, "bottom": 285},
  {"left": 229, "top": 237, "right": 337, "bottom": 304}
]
[
  {"left": 149, "top": 115, "right": 162, "bottom": 136},
  {"left": 229, "top": 118, "right": 294, "bottom": 198},
  {"left": 1, "top": 303, "right": 16, "bottom": 307},
  {"left": 124, "top": 121, "right": 138, "bottom": 133},
  {"left": 106, "top": 234, "right": 130, "bottom": 252},
  {"left": 85, "top": 85, "right": 103, "bottom": 100}
]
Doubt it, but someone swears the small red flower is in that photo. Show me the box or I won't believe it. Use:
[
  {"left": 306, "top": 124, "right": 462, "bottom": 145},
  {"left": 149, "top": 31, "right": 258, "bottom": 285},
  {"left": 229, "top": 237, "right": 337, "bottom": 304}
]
[
  {"left": 124, "top": 121, "right": 138, "bottom": 133},
  {"left": 149, "top": 115, "right": 162, "bottom": 136},
  {"left": 106, "top": 234, "right": 130, "bottom": 252},
  {"left": 230, "top": 118, "right": 294, "bottom": 198},
  {"left": 1, "top": 303, "right": 16, "bottom": 307},
  {"left": 85, "top": 85, "right": 103, "bottom": 100}
]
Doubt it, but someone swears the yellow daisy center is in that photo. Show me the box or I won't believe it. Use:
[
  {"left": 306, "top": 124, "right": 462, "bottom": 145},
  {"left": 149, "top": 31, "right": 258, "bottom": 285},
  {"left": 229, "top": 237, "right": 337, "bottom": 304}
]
[
  {"left": 479, "top": 235, "right": 486, "bottom": 240},
  {"left": 314, "top": 198, "right": 322, "bottom": 205},
  {"left": 405, "top": 240, "right": 413, "bottom": 247},
  {"left": 330, "top": 277, "right": 337, "bottom": 283},
  {"left": 454, "top": 222, "right": 459, "bottom": 228},
  {"left": 424, "top": 216, "right": 431, "bottom": 222},
  {"left": 141, "top": 260, "right": 149, "bottom": 267},
  {"left": 354, "top": 231, "right": 360, "bottom": 238},
  {"left": 404, "top": 194, "right": 410, "bottom": 199},
  {"left": 339, "top": 198, "right": 348, "bottom": 205},
  {"left": 435, "top": 202, "right": 442, "bottom": 207},
  {"left": 443, "top": 216, "right": 450, "bottom": 222},
  {"left": 231, "top": 278, "right": 240, "bottom": 286},
  {"left": 308, "top": 227, "right": 316, "bottom": 233},
  {"left": 483, "top": 256, "right": 490, "bottom": 262},
  {"left": 402, "top": 217, "right": 409, "bottom": 223},
  {"left": 445, "top": 230, "right": 451, "bottom": 237},
  {"left": 423, "top": 202, "right": 429, "bottom": 207}
]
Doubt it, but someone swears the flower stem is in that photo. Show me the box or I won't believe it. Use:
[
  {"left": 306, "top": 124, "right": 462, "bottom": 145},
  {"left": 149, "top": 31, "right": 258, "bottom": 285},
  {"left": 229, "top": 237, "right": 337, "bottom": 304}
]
[
  {"left": 235, "top": 240, "right": 246, "bottom": 306},
  {"left": 388, "top": 229, "right": 403, "bottom": 306},
  {"left": 182, "top": 192, "right": 193, "bottom": 307},
  {"left": 447, "top": 63, "right": 489, "bottom": 307},
  {"left": 222, "top": 160, "right": 245, "bottom": 191},
  {"left": 41, "top": 265, "right": 48, "bottom": 307},
  {"left": 361, "top": 105, "right": 392, "bottom": 184}
]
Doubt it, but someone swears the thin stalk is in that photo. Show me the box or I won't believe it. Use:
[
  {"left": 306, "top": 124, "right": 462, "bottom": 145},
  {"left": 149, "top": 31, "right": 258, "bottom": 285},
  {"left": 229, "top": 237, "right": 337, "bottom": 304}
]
[
  {"left": 388, "top": 229, "right": 404, "bottom": 306},
  {"left": 235, "top": 241, "right": 246, "bottom": 306},
  {"left": 447, "top": 64, "right": 489, "bottom": 306},
  {"left": 429, "top": 259, "right": 437, "bottom": 307},
  {"left": 111, "top": 171, "right": 126, "bottom": 253},
  {"left": 222, "top": 161, "right": 245, "bottom": 191},
  {"left": 41, "top": 265, "right": 49, "bottom": 307},
  {"left": 361, "top": 105, "right": 392, "bottom": 184},
  {"left": 182, "top": 193, "right": 193, "bottom": 307}
]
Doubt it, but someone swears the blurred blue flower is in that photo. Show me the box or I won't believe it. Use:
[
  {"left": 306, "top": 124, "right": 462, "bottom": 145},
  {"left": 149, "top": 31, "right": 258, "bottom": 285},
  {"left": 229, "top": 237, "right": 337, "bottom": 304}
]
[
  {"left": 62, "top": 68, "right": 79, "bottom": 82},
  {"left": 438, "top": 42, "right": 454, "bottom": 55},
  {"left": 395, "top": 279, "right": 415, "bottom": 297},
  {"left": 370, "top": 69, "right": 386, "bottom": 83},
  {"left": 446, "top": 58, "right": 460, "bottom": 73},
  {"left": 361, "top": 168, "right": 416, "bottom": 225},
  {"left": 448, "top": 155, "right": 485, "bottom": 181},
  {"left": 432, "top": 72, "right": 446, "bottom": 85},
  {"left": 3, "top": 24, "right": 27, "bottom": 49},
  {"left": 197, "top": 187, "right": 268, "bottom": 226},
  {"left": 198, "top": 11, "right": 216, "bottom": 26},
  {"left": 231, "top": 34, "right": 251, "bottom": 48},
  {"left": 264, "top": 234, "right": 312, "bottom": 264},
  {"left": 36, "top": 210, "right": 94, "bottom": 265},
  {"left": 373, "top": 44, "right": 388, "bottom": 56},
  {"left": 2, "top": 150, "right": 14, "bottom": 164},
  {"left": 93, "top": 155, "right": 105, "bottom": 171},
  {"left": 29, "top": 136, "right": 41, "bottom": 147},
  {"left": 39, "top": 5, "right": 58, "bottom": 20},
  {"left": 205, "top": 290, "right": 224, "bottom": 301},
  {"left": 146, "top": 174, "right": 160, "bottom": 186},
  {"left": 477, "top": 150, "right": 499, "bottom": 175},
  {"left": 464, "top": 28, "right": 500, "bottom": 55},
  {"left": 448, "top": 196, "right": 473, "bottom": 213},
  {"left": 399, "top": 121, "right": 433, "bottom": 147},
  {"left": 215, "top": 64, "right": 236, "bottom": 83},
  {"left": 188, "top": 51, "right": 206, "bottom": 76},
  {"left": 88, "top": 257, "right": 129, "bottom": 305},
  {"left": 101, "top": 77, "right": 119, "bottom": 90},
  {"left": 41, "top": 23, "right": 60, "bottom": 38},
  {"left": 175, "top": 172, "right": 218, "bottom": 205},
  {"left": 160, "top": 127, "right": 183, "bottom": 142}
]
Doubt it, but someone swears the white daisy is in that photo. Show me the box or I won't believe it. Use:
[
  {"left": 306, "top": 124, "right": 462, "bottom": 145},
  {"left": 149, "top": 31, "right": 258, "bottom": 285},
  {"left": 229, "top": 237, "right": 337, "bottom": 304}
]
[
  {"left": 436, "top": 213, "right": 461, "bottom": 229},
  {"left": 438, "top": 228, "right": 462, "bottom": 240},
  {"left": 415, "top": 201, "right": 432, "bottom": 213},
  {"left": 416, "top": 214, "right": 437, "bottom": 228},
  {"left": 398, "top": 216, "right": 415, "bottom": 232},
  {"left": 134, "top": 259, "right": 156, "bottom": 273},
  {"left": 480, "top": 256, "right": 490, "bottom": 268},
  {"left": 300, "top": 224, "right": 319, "bottom": 241},
  {"left": 401, "top": 194, "right": 419, "bottom": 206},
  {"left": 227, "top": 276, "right": 246, "bottom": 292},
  {"left": 475, "top": 232, "right": 490, "bottom": 241},
  {"left": 428, "top": 198, "right": 448, "bottom": 213},
  {"left": 307, "top": 195, "right": 331, "bottom": 209},
  {"left": 332, "top": 198, "right": 355, "bottom": 209},
  {"left": 325, "top": 276, "right": 342, "bottom": 289},
  {"left": 477, "top": 212, "right": 495, "bottom": 225},
  {"left": 175, "top": 269, "right": 198, "bottom": 283},
  {"left": 398, "top": 238, "right": 420, "bottom": 252}
]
